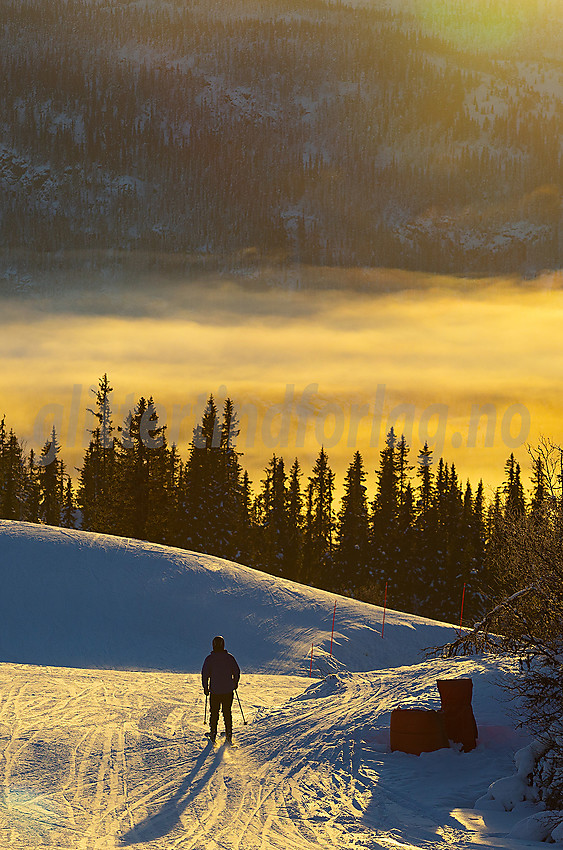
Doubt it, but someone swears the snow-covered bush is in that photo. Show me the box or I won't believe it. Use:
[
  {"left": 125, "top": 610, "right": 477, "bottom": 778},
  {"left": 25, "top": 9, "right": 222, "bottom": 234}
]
[
  {"left": 476, "top": 739, "right": 563, "bottom": 842},
  {"left": 509, "top": 811, "right": 563, "bottom": 843},
  {"left": 532, "top": 724, "right": 563, "bottom": 810},
  {"left": 478, "top": 740, "right": 544, "bottom": 812}
]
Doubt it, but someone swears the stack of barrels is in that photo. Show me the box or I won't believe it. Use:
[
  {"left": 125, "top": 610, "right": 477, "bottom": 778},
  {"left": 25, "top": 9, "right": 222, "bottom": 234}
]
[{"left": 390, "top": 678, "right": 478, "bottom": 756}]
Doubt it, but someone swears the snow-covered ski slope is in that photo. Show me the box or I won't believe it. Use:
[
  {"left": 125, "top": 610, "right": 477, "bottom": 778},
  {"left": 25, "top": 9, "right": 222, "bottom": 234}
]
[
  {"left": 0, "top": 521, "right": 548, "bottom": 849},
  {"left": 0, "top": 520, "right": 459, "bottom": 673}
]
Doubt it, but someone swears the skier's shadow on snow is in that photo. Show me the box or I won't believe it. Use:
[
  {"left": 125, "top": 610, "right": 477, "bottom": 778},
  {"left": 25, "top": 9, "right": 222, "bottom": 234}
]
[{"left": 118, "top": 742, "right": 223, "bottom": 845}]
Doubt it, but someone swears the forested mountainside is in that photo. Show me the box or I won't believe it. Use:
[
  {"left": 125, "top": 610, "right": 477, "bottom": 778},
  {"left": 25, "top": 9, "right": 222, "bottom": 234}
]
[{"left": 1, "top": 0, "right": 562, "bottom": 277}]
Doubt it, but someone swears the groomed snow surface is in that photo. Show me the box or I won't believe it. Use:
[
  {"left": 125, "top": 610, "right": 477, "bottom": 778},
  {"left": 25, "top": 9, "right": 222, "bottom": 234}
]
[{"left": 0, "top": 521, "right": 554, "bottom": 848}]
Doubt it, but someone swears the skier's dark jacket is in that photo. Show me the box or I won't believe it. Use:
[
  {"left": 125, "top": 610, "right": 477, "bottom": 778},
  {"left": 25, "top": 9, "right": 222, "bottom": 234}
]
[{"left": 201, "top": 649, "right": 240, "bottom": 694}]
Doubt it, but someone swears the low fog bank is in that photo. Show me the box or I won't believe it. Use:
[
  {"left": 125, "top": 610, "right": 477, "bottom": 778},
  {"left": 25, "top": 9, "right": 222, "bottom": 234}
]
[{"left": 1, "top": 252, "right": 561, "bottom": 321}]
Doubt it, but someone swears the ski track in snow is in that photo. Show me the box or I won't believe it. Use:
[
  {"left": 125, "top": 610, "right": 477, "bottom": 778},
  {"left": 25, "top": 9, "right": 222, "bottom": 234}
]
[{"left": 0, "top": 659, "right": 541, "bottom": 850}]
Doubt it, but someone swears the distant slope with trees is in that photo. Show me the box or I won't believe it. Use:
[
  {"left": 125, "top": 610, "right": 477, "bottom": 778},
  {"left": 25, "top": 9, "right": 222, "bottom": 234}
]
[{"left": 0, "top": 0, "right": 561, "bottom": 277}]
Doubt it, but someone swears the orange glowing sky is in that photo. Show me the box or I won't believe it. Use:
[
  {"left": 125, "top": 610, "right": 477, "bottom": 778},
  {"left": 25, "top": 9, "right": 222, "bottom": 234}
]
[{"left": 2, "top": 267, "right": 563, "bottom": 500}]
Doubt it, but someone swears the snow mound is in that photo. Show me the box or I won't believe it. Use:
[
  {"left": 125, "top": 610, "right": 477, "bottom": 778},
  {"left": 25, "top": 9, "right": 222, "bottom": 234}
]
[
  {"left": 477, "top": 739, "right": 544, "bottom": 812},
  {"left": 0, "top": 520, "right": 459, "bottom": 674}
]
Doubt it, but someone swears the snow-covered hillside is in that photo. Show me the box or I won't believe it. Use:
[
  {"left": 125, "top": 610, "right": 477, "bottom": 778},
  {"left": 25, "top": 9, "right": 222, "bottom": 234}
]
[
  {"left": 0, "top": 520, "right": 459, "bottom": 673},
  {"left": 2, "top": 0, "right": 562, "bottom": 276},
  {"left": 0, "top": 521, "right": 553, "bottom": 848}
]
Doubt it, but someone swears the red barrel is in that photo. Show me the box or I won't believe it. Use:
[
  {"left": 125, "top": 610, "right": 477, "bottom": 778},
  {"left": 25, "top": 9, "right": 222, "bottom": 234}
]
[
  {"left": 390, "top": 708, "right": 449, "bottom": 756},
  {"left": 437, "top": 678, "right": 478, "bottom": 752}
]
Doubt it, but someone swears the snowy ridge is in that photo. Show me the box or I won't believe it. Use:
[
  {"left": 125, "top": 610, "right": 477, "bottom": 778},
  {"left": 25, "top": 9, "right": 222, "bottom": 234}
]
[{"left": 0, "top": 520, "right": 458, "bottom": 673}]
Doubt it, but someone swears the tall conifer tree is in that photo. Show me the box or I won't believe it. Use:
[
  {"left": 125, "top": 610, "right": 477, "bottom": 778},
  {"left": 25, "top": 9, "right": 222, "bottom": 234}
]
[
  {"left": 217, "top": 398, "right": 244, "bottom": 560},
  {"left": 38, "top": 427, "right": 63, "bottom": 526},
  {"left": 23, "top": 449, "right": 41, "bottom": 523},
  {"left": 182, "top": 395, "right": 220, "bottom": 552},
  {"left": 285, "top": 458, "right": 304, "bottom": 582},
  {"left": 335, "top": 451, "right": 370, "bottom": 594},
  {"left": 78, "top": 374, "right": 117, "bottom": 533},
  {"left": 503, "top": 453, "right": 525, "bottom": 518},
  {"left": 237, "top": 470, "right": 255, "bottom": 567},
  {"left": 395, "top": 437, "right": 416, "bottom": 610},
  {"left": 0, "top": 417, "right": 6, "bottom": 515},
  {"left": 164, "top": 443, "right": 184, "bottom": 546},
  {"left": 61, "top": 474, "right": 76, "bottom": 528},
  {"left": 482, "top": 488, "right": 505, "bottom": 599},
  {"left": 182, "top": 395, "right": 243, "bottom": 557},
  {"left": 0, "top": 427, "right": 26, "bottom": 520},
  {"left": 371, "top": 428, "right": 400, "bottom": 588},
  {"left": 116, "top": 396, "right": 168, "bottom": 542},
  {"left": 302, "top": 448, "right": 335, "bottom": 587},
  {"left": 256, "top": 454, "right": 288, "bottom": 576},
  {"left": 412, "top": 442, "right": 437, "bottom": 613}
]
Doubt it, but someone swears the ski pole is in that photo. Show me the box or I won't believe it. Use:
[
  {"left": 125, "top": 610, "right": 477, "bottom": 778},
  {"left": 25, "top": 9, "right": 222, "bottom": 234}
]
[
  {"left": 235, "top": 689, "right": 247, "bottom": 725},
  {"left": 204, "top": 693, "right": 208, "bottom": 725}
]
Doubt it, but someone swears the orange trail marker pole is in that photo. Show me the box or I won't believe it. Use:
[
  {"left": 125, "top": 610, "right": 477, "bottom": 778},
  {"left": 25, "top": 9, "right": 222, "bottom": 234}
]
[
  {"left": 459, "top": 583, "right": 466, "bottom": 636},
  {"left": 330, "top": 601, "right": 336, "bottom": 655},
  {"left": 381, "top": 581, "right": 388, "bottom": 638}
]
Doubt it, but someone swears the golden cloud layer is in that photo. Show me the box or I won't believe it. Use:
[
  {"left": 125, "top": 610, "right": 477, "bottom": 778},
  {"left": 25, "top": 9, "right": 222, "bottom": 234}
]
[{"left": 1, "top": 271, "right": 562, "bottom": 497}]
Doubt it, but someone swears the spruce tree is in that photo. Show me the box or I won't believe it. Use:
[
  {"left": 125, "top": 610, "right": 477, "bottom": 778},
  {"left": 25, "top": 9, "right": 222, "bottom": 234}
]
[
  {"left": 0, "top": 416, "right": 6, "bottom": 515},
  {"left": 115, "top": 402, "right": 145, "bottom": 539},
  {"left": 482, "top": 488, "right": 505, "bottom": 599},
  {"left": 237, "top": 470, "right": 255, "bottom": 567},
  {"left": 182, "top": 395, "right": 235, "bottom": 556},
  {"left": 445, "top": 463, "right": 465, "bottom": 617},
  {"left": 255, "top": 454, "right": 288, "bottom": 576},
  {"left": 395, "top": 437, "right": 416, "bottom": 610},
  {"left": 396, "top": 480, "right": 416, "bottom": 608},
  {"left": 473, "top": 479, "right": 486, "bottom": 552},
  {"left": 0, "top": 428, "right": 26, "bottom": 520},
  {"left": 77, "top": 374, "right": 117, "bottom": 533},
  {"left": 396, "top": 435, "right": 414, "bottom": 505},
  {"left": 416, "top": 442, "right": 434, "bottom": 516},
  {"left": 302, "top": 448, "right": 335, "bottom": 588},
  {"left": 460, "top": 478, "right": 487, "bottom": 619},
  {"left": 371, "top": 428, "right": 400, "bottom": 590},
  {"left": 164, "top": 443, "right": 184, "bottom": 546},
  {"left": 116, "top": 396, "right": 168, "bottom": 542},
  {"left": 23, "top": 449, "right": 41, "bottom": 523},
  {"left": 413, "top": 442, "right": 437, "bottom": 614},
  {"left": 61, "top": 474, "right": 76, "bottom": 528},
  {"left": 38, "top": 427, "right": 62, "bottom": 526},
  {"left": 421, "top": 457, "right": 449, "bottom": 617},
  {"left": 335, "top": 451, "right": 371, "bottom": 595},
  {"left": 143, "top": 399, "right": 173, "bottom": 544},
  {"left": 285, "top": 458, "right": 304, "bottom": 582},
  {"left": 303, "top": 481, "right": 315, "bottom": 581},
  {"left": 217, "top": 398, "right": 244, "bottom": 560},
  {"left": 503, "top": 453, "right": 525, "bottom": 519},
  {"left": 424, "top": 460, "right": 465, "bottom": 621}
]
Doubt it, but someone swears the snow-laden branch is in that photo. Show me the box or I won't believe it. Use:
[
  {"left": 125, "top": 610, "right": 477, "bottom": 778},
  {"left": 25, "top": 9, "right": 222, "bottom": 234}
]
[{"left": 428, "top": 585, "right": 539, "bottom": 658}]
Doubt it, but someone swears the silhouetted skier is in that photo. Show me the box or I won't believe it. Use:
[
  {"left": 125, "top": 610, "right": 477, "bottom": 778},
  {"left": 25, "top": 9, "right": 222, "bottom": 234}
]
[{"left": 201, "top": 635, "right": 240, "bottom": 743}]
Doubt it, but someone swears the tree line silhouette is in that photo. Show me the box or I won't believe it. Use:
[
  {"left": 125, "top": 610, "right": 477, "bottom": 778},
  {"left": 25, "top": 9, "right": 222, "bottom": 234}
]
[{"left": 0, "top": 375, "right": 544, "bottom": 624}]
